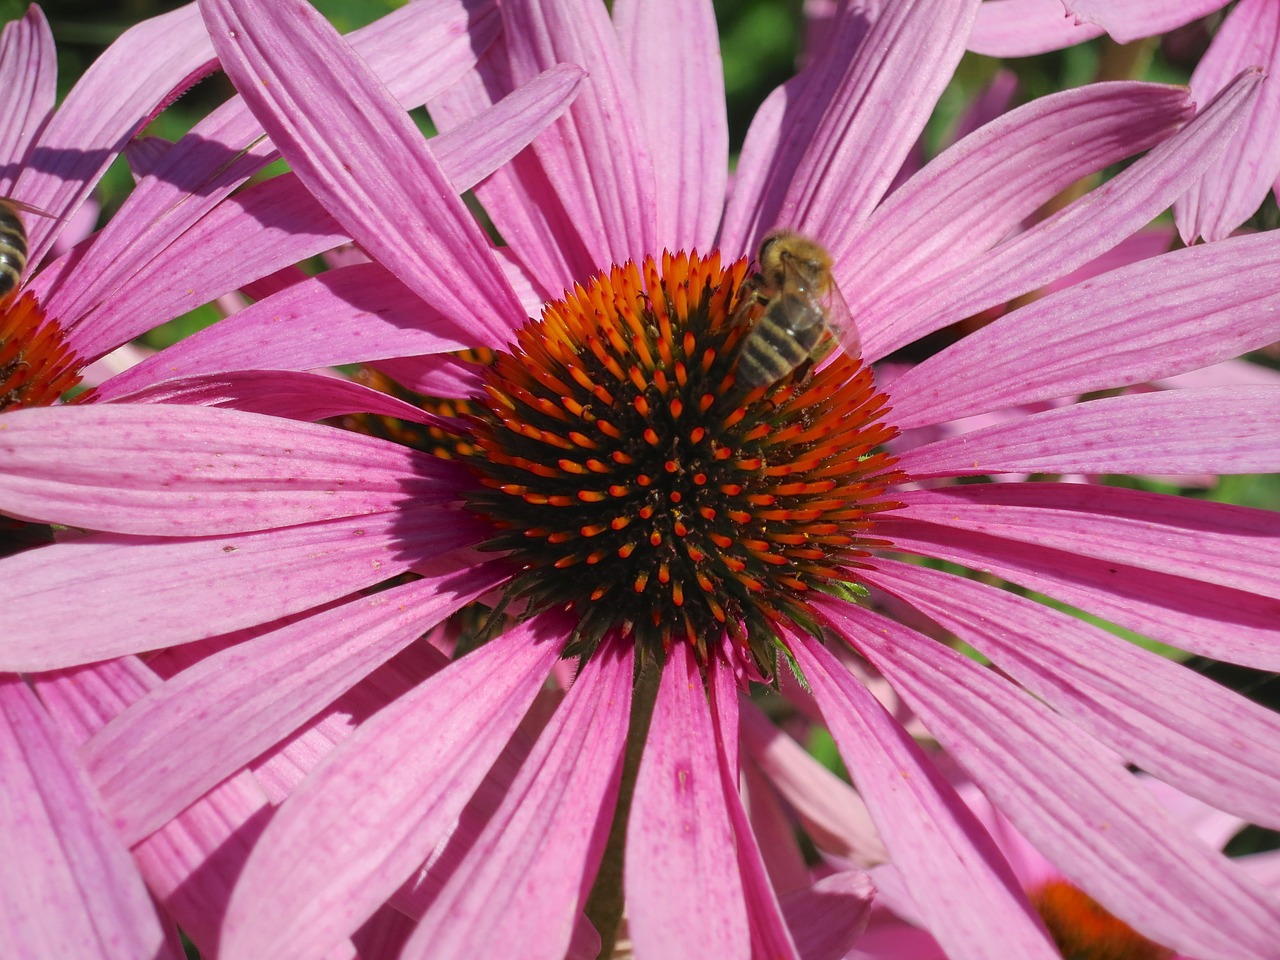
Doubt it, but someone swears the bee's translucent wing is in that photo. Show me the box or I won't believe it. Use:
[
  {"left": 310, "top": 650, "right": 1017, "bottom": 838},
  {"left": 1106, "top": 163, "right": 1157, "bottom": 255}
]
[
  {"left": 823, "top": 273, "right": 862, "bottom": 360},
  {"left": 1, "top": 198, "right": 62, "bottom": 221}
]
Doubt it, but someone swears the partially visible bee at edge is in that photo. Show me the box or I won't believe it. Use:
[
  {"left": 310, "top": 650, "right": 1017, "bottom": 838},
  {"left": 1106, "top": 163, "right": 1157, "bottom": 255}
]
[
  {"left": 0, "top": 197, "right": 59, "bottom": 303},
  {"left": 731, "top": 229, "right": 861, "bottom": 390}
]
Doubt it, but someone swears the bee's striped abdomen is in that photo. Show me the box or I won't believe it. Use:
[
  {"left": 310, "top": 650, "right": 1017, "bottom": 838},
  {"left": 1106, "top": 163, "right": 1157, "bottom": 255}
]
[
  {"left": 735, "top": 293, "right": 829, "bottom": 390},
  {"left": 0, "top": 201, "right": 28, "bottom": 301}
]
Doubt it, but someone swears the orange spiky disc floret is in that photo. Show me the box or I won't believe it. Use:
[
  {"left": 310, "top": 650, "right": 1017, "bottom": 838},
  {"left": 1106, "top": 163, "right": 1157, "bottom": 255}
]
[
  {"left": 0, "top": 292, "right": 82, "bottom": 411},
  {"left": 445, "top": 250, "right": 903, "bottom": 672},
  {"left": 1030, "top": 879, "right": 1175, "bottom": 960}
]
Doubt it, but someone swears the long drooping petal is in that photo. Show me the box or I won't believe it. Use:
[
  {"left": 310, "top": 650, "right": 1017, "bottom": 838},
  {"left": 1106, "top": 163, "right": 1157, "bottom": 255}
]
[
  {"left": 0, "top": 676, "right": 175, "bottom": 960},
  {"left": 822, "top": 599, "right": 1280, "bottom": 959},
  {"left": 895, "top": 386, "right": 1280, "bottom": 478},
  {"left": 92, "top": 264, "right": 464, "bottom": 399},
  {"left": 968, "top": 0, "right": 1103, "bottom": 57},
  {"left": 0, "top": 6, "right": 55, "bottom": 180},
  {"left": 401, "top": 642, "right": 632, "bottom": 960},
  {"left": 102, "top": 370, "right": 439, "bottom": 423},
  {"left": 499, "top": 0, "right": 658, "bottom": 267},
  {"left": 726, "top": 0, "right": 978, "bottom": 257},
  {"left": 864, "top": 69, "right": 1261, "bottom": 359},
  {"left": 0, "top": 404, "right": 447, "bottom": 534},
  {"left": 427, "top": 36, "right": 598, "bottom": 301},
  {"left": 67, "top": 61, "right": 582, "bottom": 363},
  {"left": 843, "top": 81, "right": 1193, "bottom": 346},
  {"left": 895, "top": 484, "right": 1280, "bottom": 602},
  {"left": 791, "top": 632, "right": 1061, "bottom": 960},
  {"left": 1174, "top": 0, "right": 1280, "bottom": 243},
  {"left": 199, "top": 0, "right": 525, "bottom": 346},
  {"left": 877, "top": 515, "right": 1280, "bottom": 671},
  {"left": 739, "top": 701, "right": 886, "bottom": 866},
  {"left": 626, "top": 643, "right": 751, "bottom": 958},
  {"left": 31, "top": 658, "right": 273, "bottom": 958},
  {"left": 885, "top": 230, "right": 1280, "bottom": 428},
  {"left": 865, "top": 558, "right": 1280, "bottom": 830},
  {"left": 13, "top": 4, "right": 216, "bottom": 265},
  {"left": 613, "top": 0, "right": 727, "bottom": 253},
  {"left": 85, "top": 567, "right": 503, "bottom": 843},
  {"left": 707, "top": 661, "right": 804, "bottom": 960},
  {"left": 1065, "top": 0, "right": 1231, "bottom": 44},
  {"left": 0, "top": 509, "right": 470, "bottom": 671},
  {"left": 218, "top": 619, "right": 561, "bottom": 959}
]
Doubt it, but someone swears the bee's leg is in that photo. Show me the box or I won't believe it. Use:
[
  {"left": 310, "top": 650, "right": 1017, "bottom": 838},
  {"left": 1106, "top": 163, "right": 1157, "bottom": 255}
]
[{"left": 811, "top": 332, "right": 837, "bottom": 363}]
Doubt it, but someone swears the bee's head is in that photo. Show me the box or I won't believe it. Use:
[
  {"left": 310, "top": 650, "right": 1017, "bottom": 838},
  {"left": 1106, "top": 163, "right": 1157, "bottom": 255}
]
[{"left": 757, "top": 229, "right": 832, "bottom": 295}]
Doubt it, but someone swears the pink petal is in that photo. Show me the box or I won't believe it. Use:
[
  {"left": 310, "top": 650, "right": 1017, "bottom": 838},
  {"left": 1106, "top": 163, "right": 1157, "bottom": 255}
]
[
  {"left": 821, "top": 598, "right": 1280, "bottom": 959},
  {"left": 105, "top": 369, "right": 437, "bottom": 424},
  {"left": 780, "top": 871, "right": 876, "bottom": 960},
  {"left": 1065, "top": 0, "right": 1232, "bottom": 43},
  {"left": 1041, "top": 224, "right": 1176, "bottom": 294},
  {"left": 238, "top": 640, "right": 453, "bottom": 806},
  {"left": 428, "top": 38, "right": 597, "bottom": 302},
  {"left": 740, "top": 757, "right": 811, "bottom": 894},
  {"left": 895, "top": 483, "right": 1280, "bottom": 602},
  {"left": 1156, "top": 357, "right": 1280, "bottom": 390},
  {"left": 613, "top": 0, "right": 727, "bottom": 252},
  {"left": 790, "top": 631, "right": 1060, "bottom": 960},
  {"left": 401, "top": 642, "right": 632, "bottom": 960},
  {"left": 0, "top": 6, "right": 55, "bottom": 178},
  {"left": 53, "top": 0, "right": 502, "bottom": 361},
  {"left": 0, "top": 510, "right": 466, "bottom": 671},
  {"left": 707, "top": 661, "right": 802, "bottom": 960},
  {"left": 739, "top": 700, "right": 886, "bottom": 866},
  {"left": 1139, "top": 775, "right": 1249, "bottom": 853},
  {"left": 86, "top": 567, "right": 502, "bottom": 844},
  {"left": 968, "top": 0, "right": 1103, "bottom": 56},
  {"left": 0, "top": 676, "right": 174, "bottom": 960},
  {"left": 385, "top": 702, "right": 537, "bottom": 920},
  {"left": 626, "top": 643, "right": 750, "bottom": 958},
  {"left": 866, "top": 68, "right": 1263, "bottom": 359},
  {"left": 895, "top": 386, "right": 1280, "bottom": 478},
  {"left": 720, "top": 73, "right": 789, "bottom": 257},
  {"left": 731, "top": 0, "right": 978, "bottom": 258},
  {"left": 781, "top": 0, "right": 978, "bottom": 246},
  {"left": 351, "top": 908, "right": 414, "bottom": 960},
  {"left": 865, "top": 558, "right": 1280, "bottom": 831},
  {"left": 31, "top": 659, "right": 272, "bottom": 957},
  {"left": 876, "top": 515, "right": 1280, "bottom": 670},
  {"left": 94, "top": 263, "right": 465, "bottom": 399},
  {"left": 499, "top": 0, "right": 657, "bottom": 266},
  {"left": 847, "top": 80, "right": 1193, "bottom": 354},
  {"left": 199, "top": 0, "right": 524, "bottom": 346},
  {"left": 1175, "top": 0, "right": 1280, "bottom": 242},
  {"left": 14, "top": 4, "right": 216, "bottom": 266},
  {"left": 69, "top": 61, "right": 582, "bottom": 361},
  {"left": 886, "top": 228, "right": 1280, "bottom": 427},
  {"left": 122, "top": 135, "right": 172, "bottom": 182},
  {"left": 218, "top": 620, "right": 561, "bottom": 959},
  {"left": 0, "top": 404, "right": 445, "bottom": 534}
]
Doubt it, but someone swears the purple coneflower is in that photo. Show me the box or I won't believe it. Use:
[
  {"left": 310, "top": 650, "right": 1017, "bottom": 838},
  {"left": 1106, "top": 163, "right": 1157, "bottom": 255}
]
[
  {"left": 2, "top": 0, "right": 1280, "bottom": 958},
  {"left": 973, "top": 0, "right": 1280, "bottom": 242},
  {"left": 0, "top": 1, "right": 582, "bottom": 955}
]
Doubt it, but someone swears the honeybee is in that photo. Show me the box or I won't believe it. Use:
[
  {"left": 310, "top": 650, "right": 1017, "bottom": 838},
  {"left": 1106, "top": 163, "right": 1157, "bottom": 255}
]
[
  {"left": 0, "top": 197, "right": 58, "bottom": 302},
  {"left": 732, "top": 230, "right": 860, "bottom": 390}
]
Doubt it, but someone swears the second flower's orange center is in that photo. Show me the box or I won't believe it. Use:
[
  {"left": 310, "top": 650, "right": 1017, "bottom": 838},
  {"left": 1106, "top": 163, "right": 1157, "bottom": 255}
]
[
  {"left": 1031, "top": 879, "right": 1175, "bottom": 960},
  {"left": 0, "top": 292, "right": 82, "bottom": 411}
]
